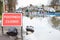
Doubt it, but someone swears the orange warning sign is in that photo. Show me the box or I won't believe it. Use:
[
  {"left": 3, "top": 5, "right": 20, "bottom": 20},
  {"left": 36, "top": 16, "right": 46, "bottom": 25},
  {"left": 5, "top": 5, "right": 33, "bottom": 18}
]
[{"left": 2, "top": 13, "right": 22, "bottom": 26}]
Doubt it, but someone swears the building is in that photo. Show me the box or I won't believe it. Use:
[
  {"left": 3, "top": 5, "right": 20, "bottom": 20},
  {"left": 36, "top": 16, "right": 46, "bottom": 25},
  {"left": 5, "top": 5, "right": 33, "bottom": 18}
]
[
  {"left": 16, "top": 7, "right": 22, "bottom": 13},
  {"left": 4, "top": 0, "right": 8, "bottom": 12}
]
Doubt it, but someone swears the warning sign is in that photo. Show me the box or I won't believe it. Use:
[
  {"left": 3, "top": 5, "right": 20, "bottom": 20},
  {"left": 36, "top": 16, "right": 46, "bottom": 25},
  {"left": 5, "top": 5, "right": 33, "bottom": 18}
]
[{"left": 2, "top": 13, "right": 22, "bottom": 26}]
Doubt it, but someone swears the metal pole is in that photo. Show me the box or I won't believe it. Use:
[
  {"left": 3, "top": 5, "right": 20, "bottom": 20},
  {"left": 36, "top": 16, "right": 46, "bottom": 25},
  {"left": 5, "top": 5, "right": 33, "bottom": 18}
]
[
  {"left": 3, "top": 0, "right": 5, "bottom": 12},
  {"left": 1, "top": 0, "right": 5, "bottom": 35},
  {"left": 1, "top": 26, "right": 4, "bottom": 35},
  {"left": 21, "top": 26, "right": 23, "bottom": 40}
]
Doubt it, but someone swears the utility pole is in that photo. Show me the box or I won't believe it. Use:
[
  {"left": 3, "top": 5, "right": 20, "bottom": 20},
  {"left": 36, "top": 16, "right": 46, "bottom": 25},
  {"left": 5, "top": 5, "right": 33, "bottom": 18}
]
[{"left": 3, "top": 0, "right": 5, "bottom": 12}]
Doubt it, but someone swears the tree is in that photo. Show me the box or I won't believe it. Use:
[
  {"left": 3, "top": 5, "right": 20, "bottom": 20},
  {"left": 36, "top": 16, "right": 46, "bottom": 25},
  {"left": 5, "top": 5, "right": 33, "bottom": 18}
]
[
  {"left": 51, "top": 17, "right": 60, "bottom": 27},
  {"left": 50, "top": 0, "right": 60, "bottom": 8},
  {"left": 0, "top": 1, "right": 3, "bottom": 15},
  {"left": 7, "top": 0, "right": 17, "bottom": 12}
]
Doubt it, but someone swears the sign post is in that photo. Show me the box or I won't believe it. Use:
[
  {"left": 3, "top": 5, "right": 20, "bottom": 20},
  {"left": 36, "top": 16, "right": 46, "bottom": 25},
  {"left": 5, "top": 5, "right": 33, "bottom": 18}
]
[
  {"left": 21, "top": 26, "right": 23, "bottom": 40},
  {"left": 1, "top": 26, "right": 4, "bottom": 35}
]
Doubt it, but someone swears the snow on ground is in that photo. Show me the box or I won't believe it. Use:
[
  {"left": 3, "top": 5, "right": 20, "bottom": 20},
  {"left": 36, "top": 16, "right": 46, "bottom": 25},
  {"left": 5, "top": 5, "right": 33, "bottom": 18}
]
[{"left": 23, "top": 16, "right": 60, "bottom": 40}]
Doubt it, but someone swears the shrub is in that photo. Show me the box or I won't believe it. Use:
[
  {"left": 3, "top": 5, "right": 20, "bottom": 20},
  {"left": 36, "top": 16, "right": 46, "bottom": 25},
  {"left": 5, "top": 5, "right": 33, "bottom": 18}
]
[
  {"left": 56, "top": 10, "right": 60, "bottom": 12},
  {"left": 51, "top": 17, "right": 60, "bottom": 27}
]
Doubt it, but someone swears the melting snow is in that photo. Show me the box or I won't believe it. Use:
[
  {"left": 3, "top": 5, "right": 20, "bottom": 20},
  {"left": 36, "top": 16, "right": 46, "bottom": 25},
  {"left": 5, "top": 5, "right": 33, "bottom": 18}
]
[{"left": 23, "top": 16, "right": 60, "bottom": 40}]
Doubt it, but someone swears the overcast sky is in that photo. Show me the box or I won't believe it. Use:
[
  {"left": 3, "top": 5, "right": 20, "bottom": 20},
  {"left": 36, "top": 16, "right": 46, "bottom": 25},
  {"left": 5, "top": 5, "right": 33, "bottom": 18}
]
[{"left": 16, "top": 0, "right": 52, "bottom": 9}]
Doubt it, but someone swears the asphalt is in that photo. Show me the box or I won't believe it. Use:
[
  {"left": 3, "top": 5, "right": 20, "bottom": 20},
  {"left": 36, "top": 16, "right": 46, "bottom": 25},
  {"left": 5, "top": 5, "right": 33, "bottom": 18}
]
[
  {"left": 0, "top": 34, "right": 23, "bottom": 40},
  {"left": 0, "top": 35, "right": 12, "bottom": 40},
  {"left": 0, "top": 27, "right": 22, "bottom": 40}
]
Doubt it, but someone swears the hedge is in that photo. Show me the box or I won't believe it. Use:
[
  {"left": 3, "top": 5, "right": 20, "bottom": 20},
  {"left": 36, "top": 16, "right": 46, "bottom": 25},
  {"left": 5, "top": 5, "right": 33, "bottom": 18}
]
[{"left": 56, "top": 10, "right": 60, "bottom": 12}]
